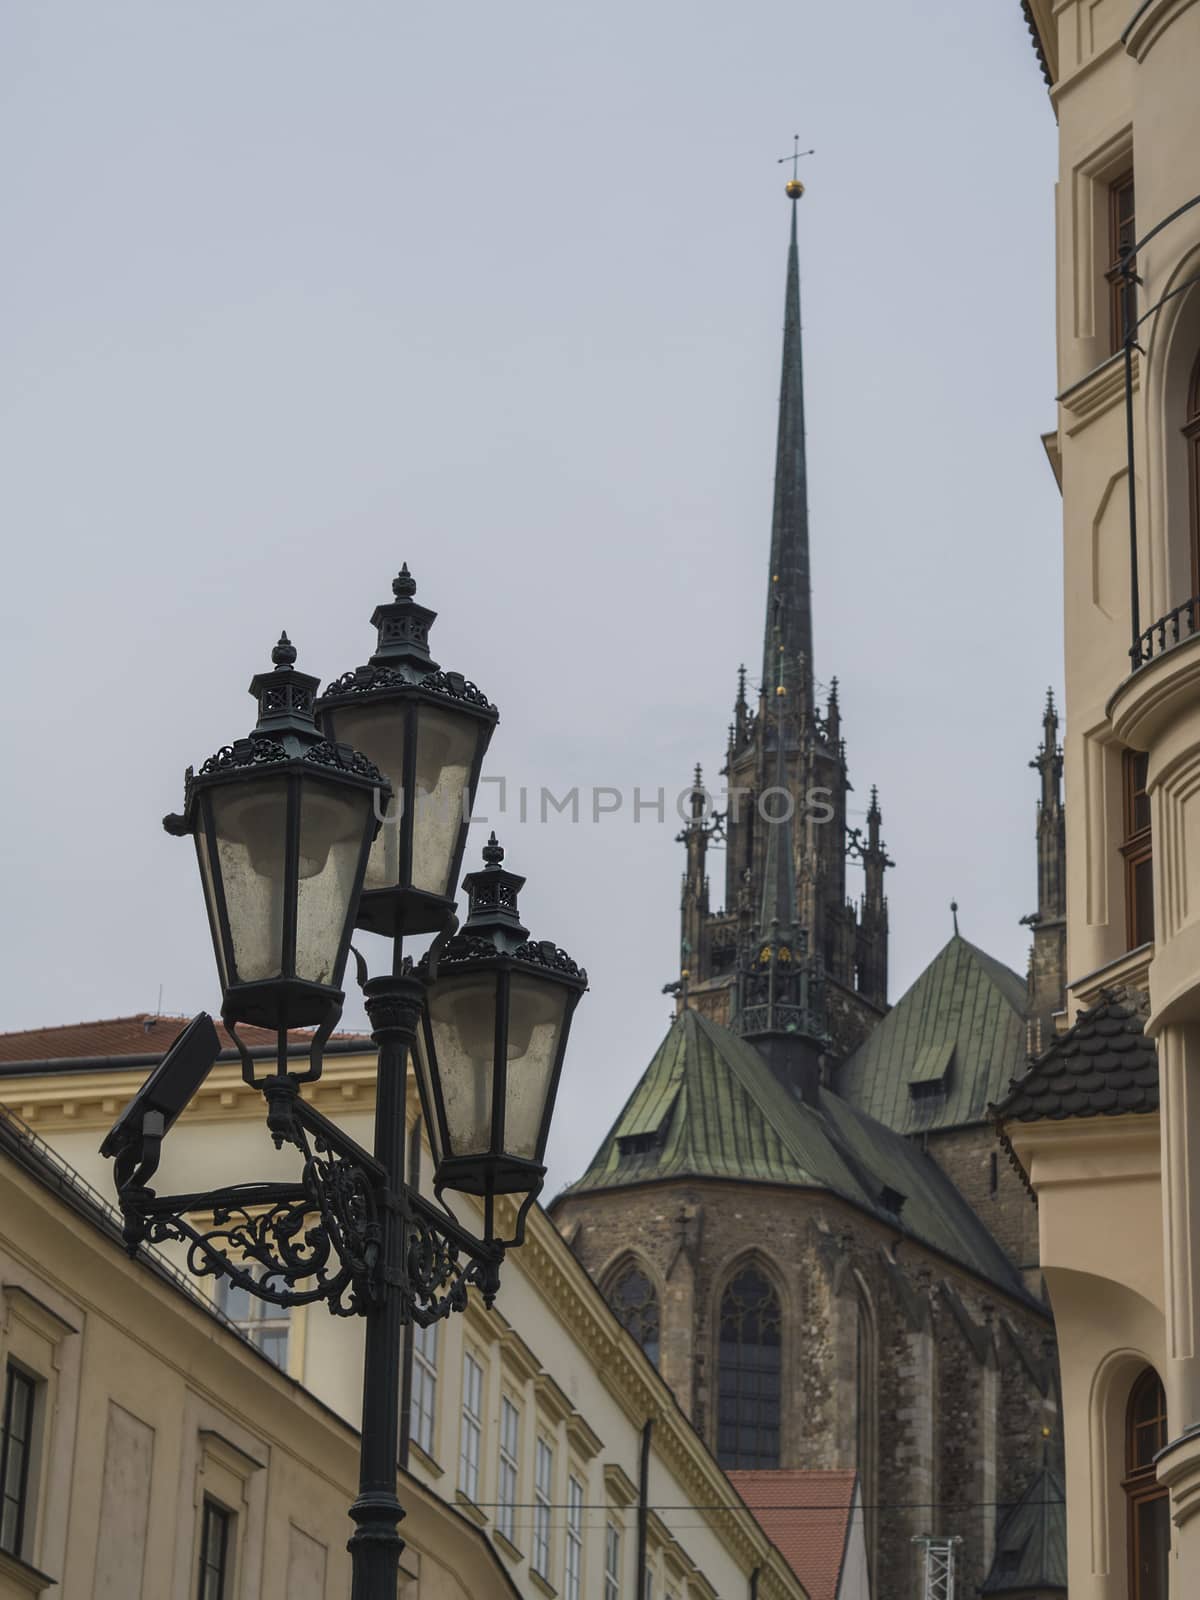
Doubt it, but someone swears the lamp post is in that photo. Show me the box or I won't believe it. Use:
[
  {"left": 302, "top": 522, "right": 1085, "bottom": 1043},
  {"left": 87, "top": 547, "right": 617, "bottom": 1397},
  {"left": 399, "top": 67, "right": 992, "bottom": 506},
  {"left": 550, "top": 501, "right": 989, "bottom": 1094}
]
[{"left": 102, "top": 570, "right": 586, "bottom": 1600}]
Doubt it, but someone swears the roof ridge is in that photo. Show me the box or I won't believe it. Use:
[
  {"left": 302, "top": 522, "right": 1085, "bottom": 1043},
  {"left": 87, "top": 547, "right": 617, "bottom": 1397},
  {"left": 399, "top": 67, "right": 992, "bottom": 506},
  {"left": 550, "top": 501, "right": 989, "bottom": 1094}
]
[{"left": 0, "top": 1011, "right": 165, "bottom": 1037}]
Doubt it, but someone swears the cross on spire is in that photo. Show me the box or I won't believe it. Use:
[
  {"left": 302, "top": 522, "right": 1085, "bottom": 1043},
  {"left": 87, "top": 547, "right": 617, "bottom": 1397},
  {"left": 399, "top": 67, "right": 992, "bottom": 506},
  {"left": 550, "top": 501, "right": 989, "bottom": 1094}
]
[{"left": 777, "top": 136, "right": 814, "bottom": 194}]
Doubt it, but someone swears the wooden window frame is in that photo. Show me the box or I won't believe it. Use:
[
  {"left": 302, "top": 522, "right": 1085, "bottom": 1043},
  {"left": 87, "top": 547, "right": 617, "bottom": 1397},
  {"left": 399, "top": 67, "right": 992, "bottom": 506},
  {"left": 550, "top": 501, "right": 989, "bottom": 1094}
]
[
  {"left": 1108, "top": 171, "right": 1137, "bottom": 355},
  {"left": 0, "top": 1363, "right": 37, "bottom": 1560},
  {"left": 1124, "top": 1368, "right": 1169, "bottom": 1600},
  {"left": 1122, "top": 750, "right": 1154, "bottom": 951}
]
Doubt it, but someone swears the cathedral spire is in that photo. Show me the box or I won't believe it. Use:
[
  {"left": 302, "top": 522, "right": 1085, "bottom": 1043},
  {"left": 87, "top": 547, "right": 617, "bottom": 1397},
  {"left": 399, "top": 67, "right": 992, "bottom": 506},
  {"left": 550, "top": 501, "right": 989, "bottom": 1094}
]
[
  {"left": 1023, "top": 688, "right": 1067, "bottom": 1056},
  {"left": 761, "top": 190, "right": 813, "bottom": 712},
  {"left": 759, "top": 637, "right": 796, "bottom": 933}
]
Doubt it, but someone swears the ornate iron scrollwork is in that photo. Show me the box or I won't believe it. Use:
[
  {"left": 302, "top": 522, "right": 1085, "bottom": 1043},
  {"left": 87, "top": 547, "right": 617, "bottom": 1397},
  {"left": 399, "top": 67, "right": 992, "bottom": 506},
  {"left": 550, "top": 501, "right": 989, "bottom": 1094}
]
[{"left": 114, "top": 1074, "right": 504, "bottom": 1326}]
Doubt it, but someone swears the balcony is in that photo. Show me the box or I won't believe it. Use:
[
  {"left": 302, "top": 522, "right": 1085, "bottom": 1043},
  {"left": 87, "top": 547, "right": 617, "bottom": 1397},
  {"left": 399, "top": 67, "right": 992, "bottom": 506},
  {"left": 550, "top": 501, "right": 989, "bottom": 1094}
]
[{"left": 1110, "top": 626, "right": 1200, "bottom": 1030}]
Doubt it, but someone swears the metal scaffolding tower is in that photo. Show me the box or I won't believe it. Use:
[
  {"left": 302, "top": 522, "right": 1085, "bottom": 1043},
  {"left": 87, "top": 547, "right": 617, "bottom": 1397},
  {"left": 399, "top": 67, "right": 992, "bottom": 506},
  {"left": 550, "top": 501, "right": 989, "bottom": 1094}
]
[{"left": 911, "top": 1535, "right": 963, "bottom": 1600}]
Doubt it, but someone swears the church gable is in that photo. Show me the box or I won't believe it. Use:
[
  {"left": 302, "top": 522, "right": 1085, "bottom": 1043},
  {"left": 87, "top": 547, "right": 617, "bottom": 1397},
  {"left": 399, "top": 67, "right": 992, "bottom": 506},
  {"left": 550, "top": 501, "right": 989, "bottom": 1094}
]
[{"left": 836, "top": 934, "right": 1028, "bottom": 1136}]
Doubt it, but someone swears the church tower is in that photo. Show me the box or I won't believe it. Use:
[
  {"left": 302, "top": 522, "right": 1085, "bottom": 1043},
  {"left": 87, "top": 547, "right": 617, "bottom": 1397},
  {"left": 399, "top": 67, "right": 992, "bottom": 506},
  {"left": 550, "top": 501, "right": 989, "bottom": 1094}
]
[{"left": 681, "top": 184, "right": 891, "bottom": 1064}]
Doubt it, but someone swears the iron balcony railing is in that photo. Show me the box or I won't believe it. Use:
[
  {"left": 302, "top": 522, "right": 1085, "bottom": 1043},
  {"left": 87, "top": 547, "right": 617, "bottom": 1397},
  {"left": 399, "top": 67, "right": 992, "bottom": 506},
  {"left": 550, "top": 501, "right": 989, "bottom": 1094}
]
[{"left": 1131, "top": 596, "right": 1200, "bottom": 669}]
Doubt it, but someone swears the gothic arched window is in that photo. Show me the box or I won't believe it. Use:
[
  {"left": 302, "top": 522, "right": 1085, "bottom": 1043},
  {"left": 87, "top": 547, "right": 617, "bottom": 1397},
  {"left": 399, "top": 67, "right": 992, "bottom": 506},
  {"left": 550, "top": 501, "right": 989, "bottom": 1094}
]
[
  {"left": 607, "top": 1261, "right": 660, "bottom": 1368},
  {"left": 717, "top": 1266, "right": 781, "bottom": 1469},
  {"left": 1187, "top": 349, "right": 1200, "bottom": 597},
  {"left": 1125, "top": 1367, "right": 1170, "bottom": 1600}
]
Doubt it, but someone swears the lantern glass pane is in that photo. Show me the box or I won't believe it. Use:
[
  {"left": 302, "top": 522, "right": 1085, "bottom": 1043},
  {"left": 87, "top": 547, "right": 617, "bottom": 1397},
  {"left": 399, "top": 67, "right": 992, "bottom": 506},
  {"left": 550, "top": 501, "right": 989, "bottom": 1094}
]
[
  {"left": 427, "top": 973, "right": 498, "bottom": 1157},
  {"left": 196, "top": 824, "right": 229, "bottom": 988},
  {"left": 210, "top": 779, "right": 289, "bottom": 983},
  {"left": 294, "top": 780, "right": 372, "bottom": 986},
  {"left": 503, "top": 974, "right": 568, "bottom": 1161},
  {"left": 329, "top": 706, "right": 405, "bottom": 892},
  {"left": 412, "top": 704, "right": 479, "bottom": 896},
  {"left": 412, "top": 1023, "right": 445, "bottom": 1169}
]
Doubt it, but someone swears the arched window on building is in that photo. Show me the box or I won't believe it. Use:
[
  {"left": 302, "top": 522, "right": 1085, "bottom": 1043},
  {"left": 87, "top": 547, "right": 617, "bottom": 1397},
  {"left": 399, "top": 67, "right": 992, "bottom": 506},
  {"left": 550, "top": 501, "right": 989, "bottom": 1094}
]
[
  {"left": 717, "top": 1266, "right": 781, "bottom": 1469},
  {"left": 1125, "top": 1367, "right": 1170, "bottom": 1600},
  {"left": 606, "top": 1260, "right": 660, "bottom": 1368},
  {"left": 1188, "top": 349, "right": 1200, "bottom": 597}
]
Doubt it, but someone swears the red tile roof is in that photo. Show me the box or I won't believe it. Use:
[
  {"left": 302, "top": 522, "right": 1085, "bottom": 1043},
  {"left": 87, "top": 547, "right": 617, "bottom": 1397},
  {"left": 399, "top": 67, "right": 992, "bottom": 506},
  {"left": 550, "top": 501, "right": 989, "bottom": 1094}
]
[
  {"left": 0, "top": 1014, "right": 370, "bottom": 1065},
  {"left": 728, "top": 1470, "right": 858, "bottom": 1600}
]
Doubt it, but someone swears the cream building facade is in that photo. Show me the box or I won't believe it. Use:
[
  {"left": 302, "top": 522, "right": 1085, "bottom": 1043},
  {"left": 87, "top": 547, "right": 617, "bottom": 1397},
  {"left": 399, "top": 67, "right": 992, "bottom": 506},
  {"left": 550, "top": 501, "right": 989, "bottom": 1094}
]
[
  {"left": 997, "top": 4, "right": 1200, "bottom": 1599},
  {"left": 0, "top": 1019, "right": 826, "bottom": 1600},
  {"left": 0, "top": 1100, "right": 519, "bottom": 1600}
]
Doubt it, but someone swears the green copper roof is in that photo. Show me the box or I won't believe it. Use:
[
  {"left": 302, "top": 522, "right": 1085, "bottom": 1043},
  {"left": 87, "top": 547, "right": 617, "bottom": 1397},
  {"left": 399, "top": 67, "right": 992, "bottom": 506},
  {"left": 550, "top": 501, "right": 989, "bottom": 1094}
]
[
  {"left": 563, "top": 1008, "right": 1028, "bottom": 1298},
  {"left": 836, "top": 935, "right": 1028, "bottom": 1136},
  {"left": 981, "top": 1462, "right": 1067, "bottom": 1594}
]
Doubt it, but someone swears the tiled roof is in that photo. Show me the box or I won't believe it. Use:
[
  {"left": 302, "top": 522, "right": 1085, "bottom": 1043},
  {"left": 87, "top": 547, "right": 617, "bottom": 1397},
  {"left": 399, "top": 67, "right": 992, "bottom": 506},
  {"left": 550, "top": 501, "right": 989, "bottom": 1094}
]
[
  {"left": 0, "top": 1013, "right": 370, "bottom": 1065},
  {"left": 562, "top": 1008, "right": 1030, "bottom": 1299},
  {"left": 981, "top": 1462, "right": 1067, "bottom": 1594},
  {"left": 992, "top": 988, "right": 1157, "bottom": 1125},
  {"left": 836, "top": 935, "right": 1029, "bottom": 1137},
  {"left": 1021, "top": 0, "right": 1054, "bottom": 87},
  {"left": 728, "top": 1470, "right": 857, "bottom": 1600}
]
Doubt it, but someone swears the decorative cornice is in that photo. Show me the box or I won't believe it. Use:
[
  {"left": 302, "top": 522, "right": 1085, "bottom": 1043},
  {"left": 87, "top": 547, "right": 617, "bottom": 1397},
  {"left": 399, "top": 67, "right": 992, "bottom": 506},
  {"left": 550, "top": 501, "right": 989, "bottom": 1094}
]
[
  {"left": 603, "top": 1462, "right": 639, "bottom": 1508},
  {"left": 533, "top": 1372, "right": 573, "bottom": 1429},
  {"left": 1059, "top": 351, "right": 1137, "bottom": 433},
  {"left": 318, "top": 661, "right": 497, "bottom": 717},
  {"left": 564, "top": 1411, "right": 603, "bottom": 1464},
  {"left": 498, "top": 1326, "right": 541, "bottom": 1387},
  {"left": 1069, "top": 945, "right": 1152, "bottom": 1013}
]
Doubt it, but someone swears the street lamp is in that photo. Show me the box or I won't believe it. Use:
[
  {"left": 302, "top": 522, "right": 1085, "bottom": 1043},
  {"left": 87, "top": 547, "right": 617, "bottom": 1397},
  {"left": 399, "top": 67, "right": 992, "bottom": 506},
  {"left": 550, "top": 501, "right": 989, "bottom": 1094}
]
[
  {"left": 165, "top": 632, "right": 387, "bottom": 1080},
  {"left": 315, "top": 563, "right": 498, "bottom": 937},
  {"left": 102, "top": 571, "right": 586, "bottom": 1600},
  {"left": 414, "top": 832, "right": 587, "bottom": 1236}
]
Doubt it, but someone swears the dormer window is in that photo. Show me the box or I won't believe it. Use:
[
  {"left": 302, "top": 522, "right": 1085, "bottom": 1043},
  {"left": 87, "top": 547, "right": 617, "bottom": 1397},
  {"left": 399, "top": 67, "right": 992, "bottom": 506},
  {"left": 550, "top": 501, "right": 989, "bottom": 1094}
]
[
  {"left": 617, "top": 1131, "right": 660, "bottom": 1159},
  {"left": 878, "top": 1185, "right": 906, "bottom": 1216},
  {"left": 908, "top": 1041, "right": 954, "bottom": 1101}
]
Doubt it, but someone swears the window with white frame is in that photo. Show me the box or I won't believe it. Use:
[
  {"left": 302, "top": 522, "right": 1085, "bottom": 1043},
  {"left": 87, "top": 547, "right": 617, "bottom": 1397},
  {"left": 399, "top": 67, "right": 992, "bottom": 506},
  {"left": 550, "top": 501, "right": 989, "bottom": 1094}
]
[
  {"left": 605, "top": 1520, "right": 622, "bottom": 1600},
  {"left": 565, "top": 1472, "right": 585, "bottom": 1600},
  {"left": 497, "top": 1395, "right": 520, "bottom": 1545},
  {"left": 216, "top": 1274, "right": 290, "bottom": 1369},
  {"left": 410, "top": 1321, "right": 438, "bottom": 1458},
  {"left": 459, "top": 1350, "right": 483, "bottom": 1503},
  {"left": 533, "top": 1435, "right": 554, "bottom": 1576}
]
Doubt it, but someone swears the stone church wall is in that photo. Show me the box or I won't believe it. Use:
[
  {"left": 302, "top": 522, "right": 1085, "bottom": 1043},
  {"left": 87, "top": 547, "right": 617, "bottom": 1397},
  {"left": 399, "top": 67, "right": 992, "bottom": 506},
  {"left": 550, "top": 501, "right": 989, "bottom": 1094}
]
[
  {"left": 552, "top": 1178, "right": 1056, "bottom": 1600},
  {"left": 922, "top": 1125, "right": 1042, "bottom": 1290}
]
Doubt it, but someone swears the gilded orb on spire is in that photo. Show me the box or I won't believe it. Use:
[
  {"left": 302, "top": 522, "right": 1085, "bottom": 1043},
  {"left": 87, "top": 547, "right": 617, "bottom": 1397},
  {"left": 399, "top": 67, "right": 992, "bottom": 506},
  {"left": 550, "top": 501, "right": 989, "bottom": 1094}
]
[{"left": 785, "top": 178, "right": 805, "bottom": 200}]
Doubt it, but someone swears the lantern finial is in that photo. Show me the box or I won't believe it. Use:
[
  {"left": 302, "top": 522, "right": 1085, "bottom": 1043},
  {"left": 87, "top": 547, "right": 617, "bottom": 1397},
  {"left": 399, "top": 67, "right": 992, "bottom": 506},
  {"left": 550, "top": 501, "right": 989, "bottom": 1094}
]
[
  {"left": 272, "top": 631, "right": 297, "bottom": 668},
  {"left": 366, "top": 565, "right": 439, "bottom": 671},
  {"left": 462, "top": 836, "right": 529, "bottom": 942},
  {"left": 482, "top": 831, "right": 505, "bottom": 867},
  {"left": 248, "top": 635, "right": 321, "bottom": 741}
]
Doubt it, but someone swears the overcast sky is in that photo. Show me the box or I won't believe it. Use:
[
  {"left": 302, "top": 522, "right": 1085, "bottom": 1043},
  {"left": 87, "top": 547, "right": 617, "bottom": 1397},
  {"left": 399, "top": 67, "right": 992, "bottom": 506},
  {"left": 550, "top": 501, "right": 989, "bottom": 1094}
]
[{"left": 0, "top": 2, "right": 1059, "bottom": 1192}]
